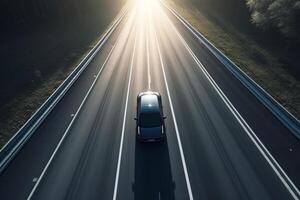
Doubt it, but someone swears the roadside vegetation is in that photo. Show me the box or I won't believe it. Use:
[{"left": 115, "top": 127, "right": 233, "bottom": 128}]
[
  {"left": 0, "top": 0, "right": 125, "bottom": 147},
  {"left": 165, "top": 0, "right": 300, "bottom": 119},
  {"left": 247, "top": 0, "right": 300, "bottom": 40}
]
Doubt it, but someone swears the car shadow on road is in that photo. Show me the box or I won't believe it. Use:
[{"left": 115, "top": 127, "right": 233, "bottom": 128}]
[{"left": 133, "top": 137, "right": 175, "bottom": 200}]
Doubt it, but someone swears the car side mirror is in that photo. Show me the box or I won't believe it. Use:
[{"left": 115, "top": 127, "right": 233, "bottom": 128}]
[
  {"left": 163, "top": 116, "right": 167, "bottom": 120},
  {"left": 134, "top": 117, "right": 138, "bottom": 120}
]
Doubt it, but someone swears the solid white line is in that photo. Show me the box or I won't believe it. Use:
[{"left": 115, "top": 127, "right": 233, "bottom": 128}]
[
  {"left": 152, "top": 12, "right": 194, "bottom": 200},
  {"left": 167, "top": 3, "right": 300, "bottom": 139},
  {"left": 26, "top": 43, "right": 117, "bottom": 200},
  {"left": 112, "top": 26, "right": 137, "bottom": 200},
  {"left": 0, "top": 9, "right": 127, "bottom": 173},
  {"left": 166, "top": 10, "right": 300, "bottom": 200}
]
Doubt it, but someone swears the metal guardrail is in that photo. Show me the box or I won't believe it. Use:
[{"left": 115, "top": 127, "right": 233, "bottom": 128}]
[
  {"left": 0, "top": 9, "right": 127, "bottom": 173},
  {"left": 163, "top": 2, "right": 300, "bottom": 139}
]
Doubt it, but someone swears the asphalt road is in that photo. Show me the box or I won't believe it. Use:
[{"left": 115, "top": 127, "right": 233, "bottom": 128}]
[{"left": 0, "top": 0, "right": 299, "bottom": 200}]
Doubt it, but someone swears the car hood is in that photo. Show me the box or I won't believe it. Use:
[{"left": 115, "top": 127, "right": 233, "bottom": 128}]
[{"left": 140, "top": 126, "right": 162, "bottom": 138}]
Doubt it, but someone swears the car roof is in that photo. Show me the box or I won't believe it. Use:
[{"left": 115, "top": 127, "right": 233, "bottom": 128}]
[{"left": 140, "top": 94, "right": 160, "bottom": 113}]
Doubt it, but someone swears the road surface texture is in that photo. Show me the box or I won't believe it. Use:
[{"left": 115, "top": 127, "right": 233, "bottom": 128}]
[{"left": 0, "top": 0, "right": 299, "bottom": 200}]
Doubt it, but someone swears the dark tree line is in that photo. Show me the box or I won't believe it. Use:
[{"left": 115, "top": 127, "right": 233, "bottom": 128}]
[
  {"left": 247, "top": 0, "right": 300, "bottom": 39},
  {"left": 1, "top": 0, "right": 299, "bottom": 40},
  {"left": 190, "top": 0, "right": 251, "bottom": 27},
  {"left": 189, "top": 0, "right": 300, "bottom": 40}
]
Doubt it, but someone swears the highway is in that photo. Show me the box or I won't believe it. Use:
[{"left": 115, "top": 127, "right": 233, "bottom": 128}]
[{"left": 0, "top": 0, "right": 300, "bottom": 199}]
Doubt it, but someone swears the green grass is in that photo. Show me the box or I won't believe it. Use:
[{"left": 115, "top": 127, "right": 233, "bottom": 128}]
[
  {"left": 0, "top": 10, "right": 122, "bottom": 148},
  {"left": 165, "top": 0, "right": 300, "bottom": 119},
  {"left": 0, "top": 40, "right": 96, "bottom": 148}
]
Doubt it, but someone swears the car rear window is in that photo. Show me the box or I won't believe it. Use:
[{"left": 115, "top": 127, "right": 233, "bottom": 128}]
[{"left": 139, "top": 112, "right": 162, "bottom": 127}]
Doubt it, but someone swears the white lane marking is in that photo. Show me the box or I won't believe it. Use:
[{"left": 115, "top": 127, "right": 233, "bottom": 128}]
[
  {"left": 26, "top": 43, "right": 117, "bottom": 200},
  {"left": 152, "top": 11, "right": 194, "bottom": 200},
  {"left": 165, "top": 9, "right": 300, "bottom": 199},
  {"left": 146, "top": 11, "right": 151, "bottom": 90},
  {"left": 112, "top": 26, "right": 137, "bottom": 200},
  {"left": 0, "top": 7, "right": 127, "bottom": 175}
]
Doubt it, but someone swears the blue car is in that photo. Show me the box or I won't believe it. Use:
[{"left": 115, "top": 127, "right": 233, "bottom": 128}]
[{"left": 135, "top": 91, "right": 166, "bottom": 142}]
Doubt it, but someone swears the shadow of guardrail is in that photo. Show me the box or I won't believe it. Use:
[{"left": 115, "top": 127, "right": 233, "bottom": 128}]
[
  {"left": 162, "top": 2, "right": 300, "bottom": 139},
  {"left": 0, "top": 8, "right": 128, "bottom": 174}
]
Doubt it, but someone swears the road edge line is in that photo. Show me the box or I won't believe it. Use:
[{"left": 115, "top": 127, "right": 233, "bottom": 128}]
[
  {"left": 161, "top": 1, "right": 300, "bottom": 139},
  {"left": 0, "top": 7, "right": 128, "bottom": 174},
  {"left": 27, "top": 41, "right": 117, "bottom": 200},
  {"left": 167, "top": 13, "right": 300, "bottom": 199}
]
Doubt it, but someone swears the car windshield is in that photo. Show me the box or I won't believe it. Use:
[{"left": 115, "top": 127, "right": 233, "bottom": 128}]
[{"left": 139, "top": 112, "right": 162, "bottom": 128}]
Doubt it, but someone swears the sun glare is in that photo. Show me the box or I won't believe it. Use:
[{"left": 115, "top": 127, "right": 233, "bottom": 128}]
[{"left": 134, "top": 0, "right": 158, "bottom": 11}]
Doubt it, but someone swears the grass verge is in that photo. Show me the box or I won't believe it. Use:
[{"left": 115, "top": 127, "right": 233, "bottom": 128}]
[
  {"left": 0, "top": 13, "right": 120, "bottom": 148},
  {"left": 165, "top": 0, "right": 300, "bottom": 119}
]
